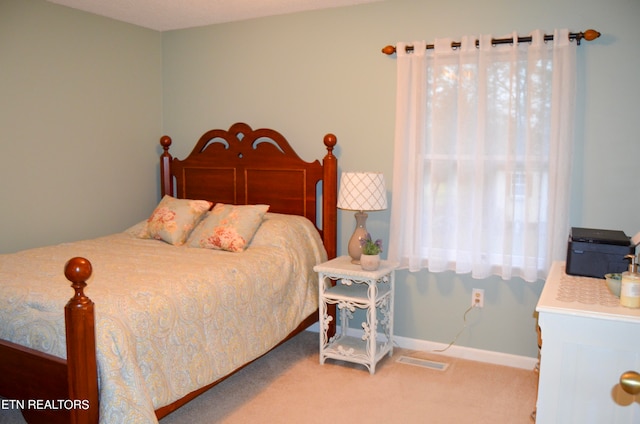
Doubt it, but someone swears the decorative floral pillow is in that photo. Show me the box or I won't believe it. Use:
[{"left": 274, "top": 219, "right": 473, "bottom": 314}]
[
  {"left": 145, "top": 195, "right": 212, "bottom": 245},
  {"left": 187, "top": 203, "right": 270, "bottom": 252}
]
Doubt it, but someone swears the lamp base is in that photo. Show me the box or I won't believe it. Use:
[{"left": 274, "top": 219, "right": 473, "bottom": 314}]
[{"left": 347, "top": 211, "right": 368, "bottom": 264}]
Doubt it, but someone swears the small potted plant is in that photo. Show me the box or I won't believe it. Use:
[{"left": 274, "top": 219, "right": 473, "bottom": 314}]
[{"left": 360, "top": 233, "right": 383, "bottom": 271}]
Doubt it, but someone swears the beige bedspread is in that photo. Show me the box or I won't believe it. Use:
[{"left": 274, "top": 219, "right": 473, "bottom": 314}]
[{"left": 0, "top": 213, "right": 326, "bottom": 423}]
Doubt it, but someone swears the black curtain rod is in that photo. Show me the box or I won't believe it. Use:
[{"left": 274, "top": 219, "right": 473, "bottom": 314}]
[{"left": 381, "top": 29, "right": 600, "bottom": 55}]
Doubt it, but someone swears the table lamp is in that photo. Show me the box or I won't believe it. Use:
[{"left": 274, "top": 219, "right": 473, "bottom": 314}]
[{"left": 337, "top": 172, "right": 388, "bottom": 264}]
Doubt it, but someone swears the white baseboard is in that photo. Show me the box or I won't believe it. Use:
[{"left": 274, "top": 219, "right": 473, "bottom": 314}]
[{"left": 305, "top": 323, "right": 538, "bottom": 370}]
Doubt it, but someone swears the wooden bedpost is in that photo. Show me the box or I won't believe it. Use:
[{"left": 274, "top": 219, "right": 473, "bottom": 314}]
[
  {"left": 322, "top": 134, "right": 338, "bottom": 338},
  {"left": 322, "top": 133, "right": 337, "bottom": 260},
  {"left": 160, "top": 135, "right": 174, "bottom": 197},
  {"left": 64, "top": 257, "right": 99, "bottom": 424}
]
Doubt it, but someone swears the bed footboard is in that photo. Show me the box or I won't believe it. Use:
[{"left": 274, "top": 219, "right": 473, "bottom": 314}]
[
  {"left": 0, "top": 340, "right": 70, "bottom": 423},
  {"left": 0, "top": 258, "right": 99, "bottom": 424}
]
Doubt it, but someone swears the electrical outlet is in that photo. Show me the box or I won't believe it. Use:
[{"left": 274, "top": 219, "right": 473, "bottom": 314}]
[{"left": 472, "top": 288, "right": 484, "bottom": 308}]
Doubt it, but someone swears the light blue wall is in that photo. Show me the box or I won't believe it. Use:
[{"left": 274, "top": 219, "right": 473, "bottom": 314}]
[
  {"left": 161, "top": 0, "right": 640, "bottom": 358},
  {"left": 2, "top": 0, "right": 638, "bottom": 358},
  {"left": 0, "top": 0, "right": 162, "bottom": 253}
]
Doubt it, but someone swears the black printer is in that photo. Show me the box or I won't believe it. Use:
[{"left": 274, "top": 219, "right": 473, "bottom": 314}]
[{"left": 566, "top": 227, "right": 634, "bottom": 279}]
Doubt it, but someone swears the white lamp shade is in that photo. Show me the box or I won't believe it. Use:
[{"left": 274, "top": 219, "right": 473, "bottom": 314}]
[{"left": 337, "top": 172, "right": 388, "bottom": 211}]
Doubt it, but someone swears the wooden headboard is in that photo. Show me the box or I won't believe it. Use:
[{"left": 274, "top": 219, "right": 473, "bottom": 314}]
[{"left": 159, "top": 122, "right": 337, "bottom": 259}]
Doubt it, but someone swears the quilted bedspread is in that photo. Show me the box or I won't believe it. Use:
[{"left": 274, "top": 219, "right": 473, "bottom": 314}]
[{"left": 0, "top": 213, "right": 326, "bottom": 423}]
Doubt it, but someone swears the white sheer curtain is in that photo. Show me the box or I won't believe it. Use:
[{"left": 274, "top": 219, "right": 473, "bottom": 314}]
[{"left": 388, "top": 29, "right": 576, "bottom": 283}]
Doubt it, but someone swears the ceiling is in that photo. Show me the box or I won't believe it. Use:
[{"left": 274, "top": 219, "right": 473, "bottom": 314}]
[{"left": 47, "top": 0, "right": 381, "bottom": 31}]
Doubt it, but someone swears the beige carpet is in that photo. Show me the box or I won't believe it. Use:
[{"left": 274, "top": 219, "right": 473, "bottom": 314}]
[
  {"left": 160, "top": 330, "right": 538, "bottom": 424},
  {"left": 0, "top": 331, "right": 537, "bottom": 424}
]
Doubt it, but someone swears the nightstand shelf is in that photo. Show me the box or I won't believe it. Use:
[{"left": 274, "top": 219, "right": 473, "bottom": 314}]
[{"left": 314, "top": 256, "right": 397, "bottom": 374}]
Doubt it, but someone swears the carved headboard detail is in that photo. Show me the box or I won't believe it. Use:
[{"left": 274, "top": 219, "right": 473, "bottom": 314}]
[{"left": 160, "top": 122, "right": 337, "bottom": 258}]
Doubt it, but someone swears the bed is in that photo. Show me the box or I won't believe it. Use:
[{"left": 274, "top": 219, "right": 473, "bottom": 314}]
[{"left": 0, "top": 122, "right": 338, "bottom": 424}]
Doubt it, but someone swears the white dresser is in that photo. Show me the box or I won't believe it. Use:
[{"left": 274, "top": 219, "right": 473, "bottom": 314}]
[{"left": 535, "top": 261, "right": 640, "bottom": 423}]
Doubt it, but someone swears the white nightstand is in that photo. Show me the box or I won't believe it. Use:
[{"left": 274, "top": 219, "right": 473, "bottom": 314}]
[{"left": 314, "top": 256, "right": 397, "bottom": 374}]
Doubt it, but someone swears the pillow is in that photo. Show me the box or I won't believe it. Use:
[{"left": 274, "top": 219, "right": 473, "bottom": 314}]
[
  {"left": 125, "top": 220, "right": 150, "bottom": 238},
  {"left": 187, "top": 203, "right": 270, "bottom": 252},
  {"left": 145, "top": 195, "right": 212, "bottom": 245}
]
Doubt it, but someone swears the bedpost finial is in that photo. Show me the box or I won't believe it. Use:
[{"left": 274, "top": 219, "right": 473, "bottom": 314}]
[
  {"left": 160, "top": 135, "right": 172, "bottom": 151},
  {"left": 64, "top": 257, "right": 92, "bottom": 304},
  {"left": 323, "top": 133, "right": 337, "bottom": 153},
  {"left": 65, "top": 257, "right": 92, "bottom": 283}
]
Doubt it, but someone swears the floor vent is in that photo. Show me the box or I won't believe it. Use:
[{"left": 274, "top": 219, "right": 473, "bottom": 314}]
[{"left": 397, "top": 356, "right": 450, "bottom": 371}]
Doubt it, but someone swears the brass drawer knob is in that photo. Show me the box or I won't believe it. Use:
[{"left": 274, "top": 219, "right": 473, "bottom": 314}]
[{"left": 620, "top": 371, "right": 640, "bottom": 395}]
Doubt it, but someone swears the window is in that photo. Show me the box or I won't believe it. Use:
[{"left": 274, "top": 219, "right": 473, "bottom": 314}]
[{"left": 388, "top": 31, "right": 576, "bottom": 282}]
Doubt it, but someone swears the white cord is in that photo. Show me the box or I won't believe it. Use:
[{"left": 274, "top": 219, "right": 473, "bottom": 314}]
[{"left": 432, "top": 304, "right": 476, "bottom": 353}]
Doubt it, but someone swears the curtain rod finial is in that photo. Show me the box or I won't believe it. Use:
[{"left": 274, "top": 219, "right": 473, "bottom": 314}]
[
  {"left": 583, "top": 29, "right": 601, "bottom": 41},
  {"left": 576, "top": 29, "right": 601, "bottom": 45},
  {"left": 382, "top": 45, "right": 396, "bottom": 55}
]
